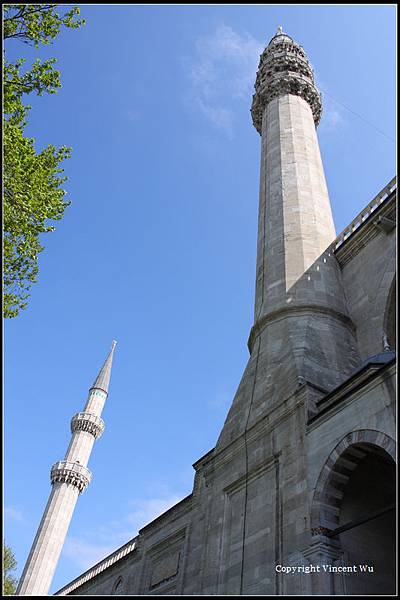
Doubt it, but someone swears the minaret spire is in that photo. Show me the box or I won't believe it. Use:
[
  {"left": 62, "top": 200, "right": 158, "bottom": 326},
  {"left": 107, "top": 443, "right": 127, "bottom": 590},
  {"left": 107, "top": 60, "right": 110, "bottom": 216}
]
[
  {"left": 91, "top": 339, "right": 117, "bottom": 393},
  {"left": 16, "top": 342, "right": 117, "bottom": 596}
]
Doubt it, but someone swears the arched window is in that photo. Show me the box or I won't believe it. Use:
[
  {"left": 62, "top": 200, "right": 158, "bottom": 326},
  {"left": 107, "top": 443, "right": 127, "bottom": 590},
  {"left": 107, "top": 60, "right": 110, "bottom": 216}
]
[{"left": 112, "top": 576, "right": 124, "bottom": 595}]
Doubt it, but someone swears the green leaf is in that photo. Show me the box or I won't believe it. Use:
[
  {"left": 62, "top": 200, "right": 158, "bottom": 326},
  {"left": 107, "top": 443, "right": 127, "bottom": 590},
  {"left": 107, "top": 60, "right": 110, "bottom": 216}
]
[{"left": 3, "top": 4, "right": 85, "bottom": 317}]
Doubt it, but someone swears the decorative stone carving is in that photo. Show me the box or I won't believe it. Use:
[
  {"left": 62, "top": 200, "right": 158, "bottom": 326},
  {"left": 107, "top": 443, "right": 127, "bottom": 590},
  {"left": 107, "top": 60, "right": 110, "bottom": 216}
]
[
  {"left": 311, "top": 526, "right": 333, "bottom": 536},
  {"left": 382, "top": 332, "right": 391, "bottom": 352},
  {"left": 50, "top": 460, "right": 92, "bottom": 494},
  {"left": 301, "top": 536, "right": 345, "bottom": 594},
  {"left": 71, "top": 412, "right": 105, "bottom": 439},
  {"left": 251, "top": 31, "right": 322, "bottom": 133}
]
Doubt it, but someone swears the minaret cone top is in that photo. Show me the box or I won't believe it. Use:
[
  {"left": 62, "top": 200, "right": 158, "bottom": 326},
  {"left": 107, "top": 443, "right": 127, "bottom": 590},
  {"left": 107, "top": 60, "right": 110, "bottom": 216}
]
[
  {"left": 90, "top": 340, "right": 117, "bottom": 394},
  {"left": 268, "top": 26, "right": 294, "bottom": 45}
]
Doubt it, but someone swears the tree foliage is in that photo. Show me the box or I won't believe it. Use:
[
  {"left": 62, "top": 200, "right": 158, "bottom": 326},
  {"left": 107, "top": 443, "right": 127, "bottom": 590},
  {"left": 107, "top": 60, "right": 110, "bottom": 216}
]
[
  {"left": 3, "top": 542, "right": 18, "bottom": 595},
  {"left": 3, "top": 5, "right": 85, "bottom": 318}
]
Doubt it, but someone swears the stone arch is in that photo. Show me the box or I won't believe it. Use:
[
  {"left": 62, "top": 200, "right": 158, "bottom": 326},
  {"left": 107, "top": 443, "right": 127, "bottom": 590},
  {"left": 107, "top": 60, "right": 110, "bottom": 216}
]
[
  {"left": 111, "top": 576, "right": 124, "bottom": 595},
  {"left": 311, "top": 429, "right": 396, "bottom": 533}
]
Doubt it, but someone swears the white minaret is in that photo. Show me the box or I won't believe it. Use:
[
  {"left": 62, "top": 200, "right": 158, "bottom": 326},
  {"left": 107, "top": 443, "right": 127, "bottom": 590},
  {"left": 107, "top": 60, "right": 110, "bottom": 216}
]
[{"left": 16, "top": 341, "right": 117, "bottom": 596}]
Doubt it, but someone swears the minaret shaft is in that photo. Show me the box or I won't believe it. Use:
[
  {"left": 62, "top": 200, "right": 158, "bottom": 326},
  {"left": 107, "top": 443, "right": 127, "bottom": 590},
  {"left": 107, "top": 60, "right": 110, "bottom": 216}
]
[
  {"left": 216, "top": 30, "right": 360, "bottom": 450},
  {"left": 255, "top": 94, "right": 336, "bottom": 320},
  {"left": 64, "top": 430, "right": 96, "bottom": 466},
  {"left": 84, "top": 388, "right": 107, "bottom": 415},
  {"left": 16, "top": 484, "right": 79, "bottom": 596},
  {"left": 16, "top": 342, "right": 116, "bottom": 596}
]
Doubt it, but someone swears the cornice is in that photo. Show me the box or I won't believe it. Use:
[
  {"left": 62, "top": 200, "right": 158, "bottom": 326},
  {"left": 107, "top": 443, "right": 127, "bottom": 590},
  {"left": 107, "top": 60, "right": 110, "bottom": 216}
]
[
  {"left": 333, "top": 191, "right": 396, "bottom": 267},
  {"left": 308, "top": 356, "right": 396, "bottom": 428},
  {"left": 247, "top": 303, "right": 355, "bottom": 354},
  {"left": 138, "top": 495, "right": 193, "bottom": 537},
  {"left": 54, "top": 538, "right": 138, "bottom": 595}
]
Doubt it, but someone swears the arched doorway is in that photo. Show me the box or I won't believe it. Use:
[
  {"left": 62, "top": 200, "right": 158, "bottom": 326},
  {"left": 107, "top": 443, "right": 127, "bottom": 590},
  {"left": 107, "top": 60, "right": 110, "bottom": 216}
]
[
  {"left": 312, "top": 431, "right": 396, "bottom": 595},
  {"left": 337, "top": 445, "right": 395, "bottom": 594}
]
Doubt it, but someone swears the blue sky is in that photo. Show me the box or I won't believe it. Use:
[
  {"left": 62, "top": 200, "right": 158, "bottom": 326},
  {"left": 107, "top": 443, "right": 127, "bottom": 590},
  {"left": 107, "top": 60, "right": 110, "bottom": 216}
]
[{"left": 4, "top": 4, "right": 396, "bottom": 594}]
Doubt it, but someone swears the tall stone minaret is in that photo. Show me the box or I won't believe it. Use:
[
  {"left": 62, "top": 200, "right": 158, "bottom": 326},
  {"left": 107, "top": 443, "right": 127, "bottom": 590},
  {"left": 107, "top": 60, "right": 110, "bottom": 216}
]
[
  {"left": 216, "top": 28, "right": 360, "bottom": 449},
  {"left": 251, "top": 27, "right": 336, "bottom": 316},
  {"left": 16, "top": 341, "right": 117, "bottom": 596}
]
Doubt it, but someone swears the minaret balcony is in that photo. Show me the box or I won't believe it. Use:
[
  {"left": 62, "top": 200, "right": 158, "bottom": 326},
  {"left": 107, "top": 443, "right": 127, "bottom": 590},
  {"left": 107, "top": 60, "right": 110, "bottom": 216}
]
[
  {"left": 71, "top": 412, "right": 105, "bottom": 439},
  {"left": 50, "top": 461, "right": 92, "bottom": 493}
]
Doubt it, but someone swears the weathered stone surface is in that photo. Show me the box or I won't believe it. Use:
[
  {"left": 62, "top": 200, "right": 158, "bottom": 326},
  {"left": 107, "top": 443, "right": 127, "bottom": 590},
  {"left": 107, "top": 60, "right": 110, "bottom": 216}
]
[{"left": 54, "top": 31, "right": 396, "bottom": 597}]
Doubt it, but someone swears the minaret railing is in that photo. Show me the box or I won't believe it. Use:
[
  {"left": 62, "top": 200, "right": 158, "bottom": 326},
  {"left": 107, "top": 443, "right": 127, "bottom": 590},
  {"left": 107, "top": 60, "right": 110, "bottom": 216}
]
[
  {"left": 71, "top": 411, "right": 105, "bottom": 439},
  {"left": 50, "top": 460, "right": 92, "bottom": 493}
]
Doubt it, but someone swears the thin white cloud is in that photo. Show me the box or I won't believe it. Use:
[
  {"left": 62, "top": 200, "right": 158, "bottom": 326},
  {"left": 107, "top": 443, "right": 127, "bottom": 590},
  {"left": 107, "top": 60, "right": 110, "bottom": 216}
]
[
  {"left": 195, "top": 99, "right": 235, "bottom": 140},
  {"left": 323, "top": 106, "right": 342, "bottom": 128},
  {"left": 208, "top": 385, "right": 233, "bottom": 410},
  {"left": 319, "top": 96, "right": 345, "bottom": 134},
  {"left": 316, "top": 78, "right": 347, "bottom": 135},
  {"left": 185, "top": 24, "right": 263, "bottom": 139},
  {"left": 63, "top": 538, "right": 116, "bottom": 571},
  {"left": 63, "top": 493, "right": 185, "bottom": 571},
  {"left": 126, "top": 494, "right": 184, "bottom": 532},
  {"left": 5, "top": 506, "right": 24, "bottom": 522}
]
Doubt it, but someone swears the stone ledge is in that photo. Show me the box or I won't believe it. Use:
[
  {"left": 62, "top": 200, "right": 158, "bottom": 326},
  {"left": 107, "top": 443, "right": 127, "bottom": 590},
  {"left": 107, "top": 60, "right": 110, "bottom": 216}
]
[
  {"left": 247, "top": 303, "right": 356, "bottom": 354},
  {"left": 308, "top": 353, "right": 396, "bottom": 425}
]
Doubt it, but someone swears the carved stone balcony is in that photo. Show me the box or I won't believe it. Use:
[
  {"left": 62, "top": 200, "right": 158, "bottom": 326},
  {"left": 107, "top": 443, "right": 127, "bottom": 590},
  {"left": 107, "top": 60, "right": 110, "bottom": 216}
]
[
  {"left": 71, "top": 412, "right": 105, "bottom": 439},
  {"left": 251, "top": 31, "right": 322, "bottom": 133},
  {"left": 50, "top": 461, "right": 92, "bottom": 493}
]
